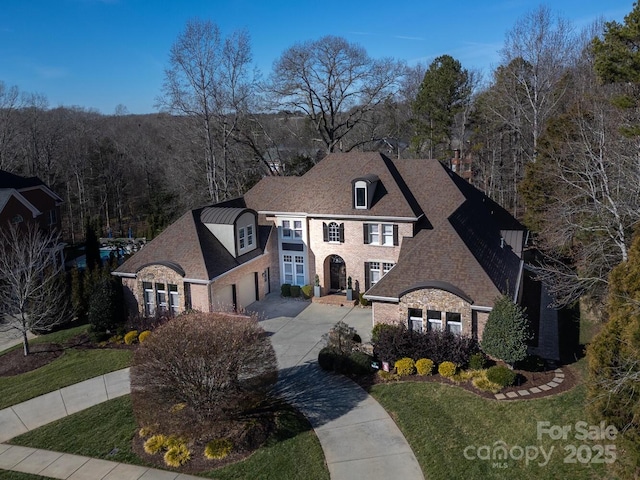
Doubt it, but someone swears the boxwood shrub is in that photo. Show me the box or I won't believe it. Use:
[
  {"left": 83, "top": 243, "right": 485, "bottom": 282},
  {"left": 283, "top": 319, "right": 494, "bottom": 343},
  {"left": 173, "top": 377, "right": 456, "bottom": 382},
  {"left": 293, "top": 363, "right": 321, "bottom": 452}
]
[
  {"left": 281, "top": 283, "right": 291, "bottom": 297},
  {"left": 486, "top": 365, "right": 517, "bottom": 387},
  {"left": 415, "top": 358, "right": 434, "bottom": 375},
  {"left": 438, "top": 361, "right": 457, "bottom": 378},
  {"left": 394, "top": 357, "right": 416, "bottom": 376}
]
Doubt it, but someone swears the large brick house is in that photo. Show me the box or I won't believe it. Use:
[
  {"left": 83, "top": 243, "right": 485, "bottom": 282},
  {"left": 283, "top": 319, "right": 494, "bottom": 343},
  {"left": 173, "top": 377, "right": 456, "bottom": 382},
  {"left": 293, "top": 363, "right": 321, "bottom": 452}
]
[
  {"left": 115, "top": 152, "right": 561, "bottom": 354},
  {"left": 0, "top": 170, "right": 65, "bottom": 263}
]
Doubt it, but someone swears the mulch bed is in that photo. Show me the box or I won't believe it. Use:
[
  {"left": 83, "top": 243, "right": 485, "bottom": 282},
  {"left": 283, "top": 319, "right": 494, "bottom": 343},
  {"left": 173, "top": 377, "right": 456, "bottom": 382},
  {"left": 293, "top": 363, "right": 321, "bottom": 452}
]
[
  {"left": 0, "top": 343, "right": 65, "bottom": 377},
  {"left": 0, "top": 333, "right": 133, "bottom": 377},
  {"left": 354, "top": 363, "right": 579, "bottom": 400}
]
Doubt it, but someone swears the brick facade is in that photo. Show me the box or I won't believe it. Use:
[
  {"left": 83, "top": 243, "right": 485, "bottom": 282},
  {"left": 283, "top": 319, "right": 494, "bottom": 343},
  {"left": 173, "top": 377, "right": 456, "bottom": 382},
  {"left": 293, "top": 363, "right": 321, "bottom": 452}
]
[{"left": 308, "top": 218, "right": 412, "bottom": 292}]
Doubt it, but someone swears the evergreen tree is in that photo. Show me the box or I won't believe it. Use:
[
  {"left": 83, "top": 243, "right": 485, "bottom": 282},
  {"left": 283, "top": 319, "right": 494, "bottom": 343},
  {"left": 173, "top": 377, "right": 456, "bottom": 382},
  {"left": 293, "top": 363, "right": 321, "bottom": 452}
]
[
  {"left": 84, "top": 218, "right": 101, "bottom": 272},
  {"left": 88, "top": 276, "right": 125, "bottom": 335},
  {"left": 587, "top": 228, "right": 640, "bottom": 478},
  {"left": 411, "top": 55, "right": 471, "bottom": 160},
  {"left": 480, "top": 295, "right": 531, "bottom": 367}
]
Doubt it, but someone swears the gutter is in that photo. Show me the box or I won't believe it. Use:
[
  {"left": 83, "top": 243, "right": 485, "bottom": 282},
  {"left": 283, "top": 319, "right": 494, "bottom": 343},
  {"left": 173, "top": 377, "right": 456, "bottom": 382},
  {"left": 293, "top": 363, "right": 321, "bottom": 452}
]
[
  {"left": 260, "top": 211, "right": 421, "bottom": 223},
  {"left": 363, "top": 294, "right": 400, "bottom": 302}
]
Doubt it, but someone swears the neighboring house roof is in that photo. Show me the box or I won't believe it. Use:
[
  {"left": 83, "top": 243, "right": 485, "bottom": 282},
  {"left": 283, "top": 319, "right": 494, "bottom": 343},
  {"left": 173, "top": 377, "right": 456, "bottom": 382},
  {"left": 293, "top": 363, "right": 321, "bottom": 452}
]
[
  {"left": 0, "top": 189, "right": 42, "bottom": 218},
  {"left": 244, "top": 152, "right": 423, "bottom": 219},
  {"left": 366, "top": 157, "right": 525, "bottom": 306},
  {"left": 115, "top": 208, "right": 271, "bottom": 281},
  {"left": 0, "top": 170, "right": 63, "bottom": 204}
]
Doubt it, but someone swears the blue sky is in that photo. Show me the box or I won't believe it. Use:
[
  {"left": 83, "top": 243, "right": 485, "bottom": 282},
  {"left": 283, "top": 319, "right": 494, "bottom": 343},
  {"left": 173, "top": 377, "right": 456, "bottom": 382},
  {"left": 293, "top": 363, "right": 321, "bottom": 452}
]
[{"left": 0, "top": 0, "right": 633, "bottom": 114}]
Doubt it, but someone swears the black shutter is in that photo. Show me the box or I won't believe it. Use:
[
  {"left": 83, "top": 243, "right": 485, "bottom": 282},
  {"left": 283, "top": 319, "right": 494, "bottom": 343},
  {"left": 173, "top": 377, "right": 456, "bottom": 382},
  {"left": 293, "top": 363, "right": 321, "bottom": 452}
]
[
  {"left": 393, "top": 224, "right": 399, "bottom": 246},
  {"left": 339, "top": 223, "right": 345, "bottom": 243},
  {"left": 364, "top": 262, "right": 370, "bottom": 290},
  {"left": 323, "top": 222, "right": 328, "bottom": 242},
  {"left": 363, "top": 223, "right": 369, "bottom": 244}
]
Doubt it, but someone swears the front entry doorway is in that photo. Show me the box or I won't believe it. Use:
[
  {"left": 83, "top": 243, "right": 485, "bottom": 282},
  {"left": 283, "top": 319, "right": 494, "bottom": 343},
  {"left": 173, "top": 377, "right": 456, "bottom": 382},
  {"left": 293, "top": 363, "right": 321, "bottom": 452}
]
[{"left": 329, "top": 255, "right": 346, "bottom": 291}]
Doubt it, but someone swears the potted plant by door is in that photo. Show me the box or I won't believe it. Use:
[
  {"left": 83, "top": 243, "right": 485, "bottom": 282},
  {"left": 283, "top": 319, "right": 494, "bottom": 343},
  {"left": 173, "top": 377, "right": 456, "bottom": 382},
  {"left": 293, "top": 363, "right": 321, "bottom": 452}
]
[
  {"left": 346, "top": 276, "right": 354, "bottom": 301},
  {"left": 314, "top": 274, "right": 321, "bottom": 297}
]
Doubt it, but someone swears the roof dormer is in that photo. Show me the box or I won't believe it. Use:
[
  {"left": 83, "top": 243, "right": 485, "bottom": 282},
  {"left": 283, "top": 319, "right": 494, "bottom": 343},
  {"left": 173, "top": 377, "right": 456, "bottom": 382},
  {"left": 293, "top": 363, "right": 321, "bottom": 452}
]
[
  {"left": 352, "top": 174, "right": 379, "bottom": 210},
  {"left": 201, "top": 207, "right": 258, "bottom": 258}
]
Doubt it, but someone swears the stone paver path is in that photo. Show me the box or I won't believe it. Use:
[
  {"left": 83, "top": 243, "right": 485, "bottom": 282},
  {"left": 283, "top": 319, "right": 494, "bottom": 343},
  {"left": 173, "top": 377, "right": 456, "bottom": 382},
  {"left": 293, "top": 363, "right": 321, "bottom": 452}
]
[{"left": 494, "top": 368, "right": 566, "bottom": 400}]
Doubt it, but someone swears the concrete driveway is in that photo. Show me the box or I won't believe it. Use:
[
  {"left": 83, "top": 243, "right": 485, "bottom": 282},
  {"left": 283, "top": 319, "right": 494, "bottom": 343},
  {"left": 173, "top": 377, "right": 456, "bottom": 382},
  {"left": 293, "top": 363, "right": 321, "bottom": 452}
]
[{"left": 247, "top": 295, "right": 424, "bottom": 480}]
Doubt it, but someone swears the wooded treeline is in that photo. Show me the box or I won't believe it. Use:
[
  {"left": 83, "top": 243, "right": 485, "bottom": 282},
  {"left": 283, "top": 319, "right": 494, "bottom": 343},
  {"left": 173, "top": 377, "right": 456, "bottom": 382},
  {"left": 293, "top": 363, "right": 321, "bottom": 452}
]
[{"left": 1, "top": 4, "right": 639, "bottom": 312}]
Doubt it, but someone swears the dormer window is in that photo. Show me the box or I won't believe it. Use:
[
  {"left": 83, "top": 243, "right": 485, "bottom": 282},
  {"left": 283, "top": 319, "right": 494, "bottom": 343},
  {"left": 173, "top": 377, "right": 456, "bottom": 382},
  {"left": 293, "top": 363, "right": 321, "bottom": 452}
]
[
  {"left": 355, "top": 183, "right": 367, "bottom": 209},
  {"left": 352, "top": 174, "right": 379, "bottom": 210}
]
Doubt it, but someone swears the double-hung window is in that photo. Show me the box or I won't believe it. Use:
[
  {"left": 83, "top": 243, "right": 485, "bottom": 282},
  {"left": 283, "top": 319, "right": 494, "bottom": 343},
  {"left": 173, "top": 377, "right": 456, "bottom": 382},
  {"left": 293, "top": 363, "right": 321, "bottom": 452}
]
[
  {"left": 169, "top": 284, "right": 179, "bottom": 314},
  {"left": 293, "top": 220, "right": 302, "bottom": 238},
  {"left": 156, "top": 283, "right": 168, "bottom": 312},
  {"left": 369, "top": 262, "right": 381, "bottom": 287},
  {"left": 282, "top": 220, "right": 292, "bottom": 238},
  {"left": 283, "top": 255, "right": 293, "bottom": 284},
  {"left": 369, "top": 224, "right": 379, "bottom": 244},
  {"left": 382, "top": 224, "right": 394, "bottom": 246},
  {"left": 143, "top": 282, "right": 155, "bottom": 316},
  {"left": 409, "top": 308, "right": 424, "bottom": 333},
  {"left": 246, "top": 225, "right": 254, "bottom": 247},
  {"left": 239, "top": 228, "right": 246, "bottom": 249},
  {"left": 427, "top": 310, "right": 442, "bottom": 331},
  {"left": 446, "top": 312, "right": 462, "bottom": 335},
  {"left": 328, "top": 222, "right": 341, "bottom": 242}
]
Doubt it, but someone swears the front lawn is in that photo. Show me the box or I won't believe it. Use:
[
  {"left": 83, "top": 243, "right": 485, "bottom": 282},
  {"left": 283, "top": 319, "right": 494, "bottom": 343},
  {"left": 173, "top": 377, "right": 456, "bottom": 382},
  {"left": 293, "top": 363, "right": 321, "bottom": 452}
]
[
  {"left": 370, "top": 376, "right": 612, "bottom": 480},
  {"left": 10, "top": 395, "right": 329, "bottom": 480},
  {"left": 0, "top": 325, "right": 132, "bottom": 409}
]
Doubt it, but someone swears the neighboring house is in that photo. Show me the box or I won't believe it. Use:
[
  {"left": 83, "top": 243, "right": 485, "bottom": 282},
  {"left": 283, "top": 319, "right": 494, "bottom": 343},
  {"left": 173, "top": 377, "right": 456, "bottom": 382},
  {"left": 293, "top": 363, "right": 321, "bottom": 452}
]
[
  {"left": 116, "top": 152, "right": 562, "bottom": 358},
  {"left": 0, "top": 170, "right": 65, "bottom": 263}
]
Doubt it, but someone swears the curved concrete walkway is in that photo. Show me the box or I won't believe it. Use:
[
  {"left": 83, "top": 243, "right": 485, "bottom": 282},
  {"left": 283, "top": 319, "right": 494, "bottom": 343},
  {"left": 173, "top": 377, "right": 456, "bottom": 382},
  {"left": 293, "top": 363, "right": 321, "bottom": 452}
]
[{"left": 0, "top": 299, "right": 424, "bottom": 480}]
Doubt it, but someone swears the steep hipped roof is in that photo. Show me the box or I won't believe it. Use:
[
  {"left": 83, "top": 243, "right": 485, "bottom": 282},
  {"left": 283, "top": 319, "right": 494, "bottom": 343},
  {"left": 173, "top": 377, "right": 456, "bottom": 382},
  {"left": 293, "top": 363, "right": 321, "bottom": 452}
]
[
  {"left": 244, "top": 152, "right": 423, "bottom": 219},
  {"left": 365, "top": 158, "right": 524, "bottom": 306},
  {"left": 115, "top": 208, "right": 270, "bottom": 281}
]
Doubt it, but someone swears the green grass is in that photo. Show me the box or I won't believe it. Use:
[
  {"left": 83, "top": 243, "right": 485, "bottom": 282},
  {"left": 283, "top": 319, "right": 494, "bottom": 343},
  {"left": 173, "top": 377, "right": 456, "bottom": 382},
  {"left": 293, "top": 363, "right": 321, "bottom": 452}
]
[
  {"left": 10, "top": 396, "right": 329, "bottom": 480},
  {"left": 370, "top": 375, "right": 612, "bottom": 480},
  {"left": 0, "top": 346, "right": 132, "bottom": 409}
]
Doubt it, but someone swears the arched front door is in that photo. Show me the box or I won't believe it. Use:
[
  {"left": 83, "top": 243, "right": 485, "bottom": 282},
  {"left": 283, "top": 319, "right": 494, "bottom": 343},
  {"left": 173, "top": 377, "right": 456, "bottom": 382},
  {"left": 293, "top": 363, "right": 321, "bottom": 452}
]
[{"left": 329, "top": 255, "right": 346, "bottom": 291}]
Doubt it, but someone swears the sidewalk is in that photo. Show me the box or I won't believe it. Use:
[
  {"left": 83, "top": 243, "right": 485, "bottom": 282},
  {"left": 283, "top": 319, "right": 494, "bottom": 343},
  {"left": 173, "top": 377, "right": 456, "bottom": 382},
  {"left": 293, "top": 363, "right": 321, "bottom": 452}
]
[{"left": 0, "top": 299, "right": 424, "bottom": 480}]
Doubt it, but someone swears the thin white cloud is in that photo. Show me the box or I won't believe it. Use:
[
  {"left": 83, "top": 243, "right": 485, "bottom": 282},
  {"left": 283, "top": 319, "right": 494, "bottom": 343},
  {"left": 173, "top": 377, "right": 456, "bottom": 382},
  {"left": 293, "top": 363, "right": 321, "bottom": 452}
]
[
  {"left": 394, "top": 35, "right": 425, "bottom": 41},
  {"left": 33, "top": 65, "right": 69, "bottom": 79}
]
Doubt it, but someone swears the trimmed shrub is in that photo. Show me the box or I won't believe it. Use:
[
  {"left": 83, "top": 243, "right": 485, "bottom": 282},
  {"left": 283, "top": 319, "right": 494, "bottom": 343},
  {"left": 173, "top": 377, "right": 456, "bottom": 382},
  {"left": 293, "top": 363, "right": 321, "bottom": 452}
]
[
  {"left": 204, "top": 438, "right": 233, "bottom": 460},
  {"left": 138, "top": 330, "right": 152, "bottom": 343},
  {"left": 347, "top": 351, "right": 374, "bottom": 375},
  {"left": 481, "top": 295, "right": 532, "bottom": 366},
  {"left": 144, "top": 434, "right": 167, "bottom": 455},
  {"left": 281, "top": 283, "right": 291, "bottom": 297},
  {"left": 371, "top": 322, "right": 397, "bottom": 344},
  {"left": 472, "top": 372, "right": 503, "bottom": 393},
  {"left": 124, "top": 330, "right": 139, "bottom": 345},
  {"left": 395, "top": 357, "right": 416, "bottom": 376},
  {"left": 290, "top": 285, "right": 300, "bottom": 297},
  {"left": 486, "top": 365, "right": 517, "bottom": 387},
  {"left": 415, "top": 358, "right": 434, "bottom": 375},
  {"left": 164, "top": 443, "right": 191, "bottom": 467},
  {"left": 438, "top": 361, "right": 457, "bottom": 378},
  {"left": 300, "top": 284, "right": 313, "bottom": 299},
  {"left": 318, "top": 347, "right": 340, "bottom": 371},
  {"left": 469, "top": 352, "right": 487, "bottom": 370}
]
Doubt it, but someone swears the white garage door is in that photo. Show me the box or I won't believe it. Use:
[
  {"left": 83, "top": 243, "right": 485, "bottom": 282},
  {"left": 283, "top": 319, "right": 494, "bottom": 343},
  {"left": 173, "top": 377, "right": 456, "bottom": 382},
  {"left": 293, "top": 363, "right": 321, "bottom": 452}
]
[{"left": 237, "top": 272, "right": 257, "bottom": 309}]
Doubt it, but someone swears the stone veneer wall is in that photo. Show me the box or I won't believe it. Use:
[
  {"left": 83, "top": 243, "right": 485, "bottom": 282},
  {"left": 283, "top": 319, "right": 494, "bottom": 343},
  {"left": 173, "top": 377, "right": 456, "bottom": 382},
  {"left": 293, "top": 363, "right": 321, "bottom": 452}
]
[{"left": 372, "top": 288, "right": 473, "bottom": 336}]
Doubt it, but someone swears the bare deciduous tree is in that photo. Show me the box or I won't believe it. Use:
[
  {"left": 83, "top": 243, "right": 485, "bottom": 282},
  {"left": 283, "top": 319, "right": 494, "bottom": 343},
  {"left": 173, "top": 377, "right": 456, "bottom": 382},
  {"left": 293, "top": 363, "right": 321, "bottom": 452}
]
[
  {"left": 157, "top": 19, "right": 259, "bottom": 202},
  {"left": 0, "top": 223, "right": 71, "bottom": 355},
  {"left": 268, "top": 35, "right": 405, "bottom": 155},
  {"left": 131, "top": 311, "right": 277, "bottom": 439}
]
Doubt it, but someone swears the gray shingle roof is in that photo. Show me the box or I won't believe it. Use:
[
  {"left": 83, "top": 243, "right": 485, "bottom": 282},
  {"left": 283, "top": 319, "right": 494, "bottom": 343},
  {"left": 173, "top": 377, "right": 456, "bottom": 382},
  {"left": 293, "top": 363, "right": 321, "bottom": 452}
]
[{"left": 116, "top": 208, "right": 271, "bottom": 281}]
